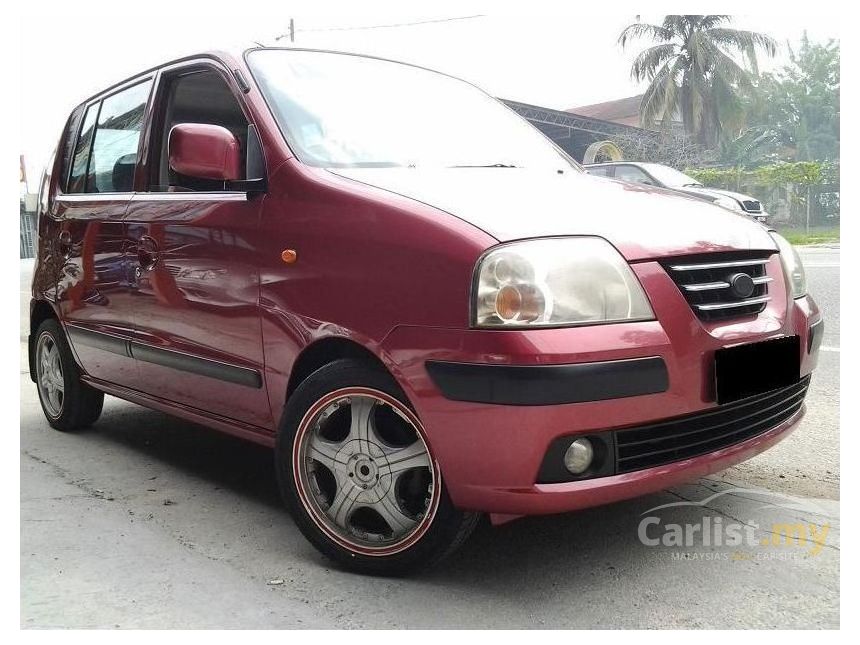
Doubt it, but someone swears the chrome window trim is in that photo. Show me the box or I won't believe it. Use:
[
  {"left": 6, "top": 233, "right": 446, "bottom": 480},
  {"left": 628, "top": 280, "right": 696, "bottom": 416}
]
[
  {"left": 56, "top": 193, "right": 135, "bottom": 203},
  {"left": 131, "top": 192, "right": 249, "bottom": 202}
]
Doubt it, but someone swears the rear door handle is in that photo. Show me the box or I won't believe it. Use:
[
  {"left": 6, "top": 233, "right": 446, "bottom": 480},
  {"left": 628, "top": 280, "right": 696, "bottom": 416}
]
[
  {"left": 137, "top": 235, "right": 160, "bottom": 271},
  {"left": 57, "top": 230, "right": 72, "bottom": 259}
]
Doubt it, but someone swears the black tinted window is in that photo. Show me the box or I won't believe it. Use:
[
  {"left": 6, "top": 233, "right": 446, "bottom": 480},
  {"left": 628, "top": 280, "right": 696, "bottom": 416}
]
[
  {"left": 614, "top": 165, "right": 652, "bottom": 185},
  {"left": 67, "top": 104, "right": 98, "bottom": 193},
  {"left": 86, "top": 80, "right": 152, "bottom": 193}
]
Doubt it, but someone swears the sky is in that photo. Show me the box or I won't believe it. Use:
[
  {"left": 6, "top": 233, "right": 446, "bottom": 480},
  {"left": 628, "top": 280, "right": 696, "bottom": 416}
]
[{"left": 18, "top": 7, "right": 839, "bottom": 186}]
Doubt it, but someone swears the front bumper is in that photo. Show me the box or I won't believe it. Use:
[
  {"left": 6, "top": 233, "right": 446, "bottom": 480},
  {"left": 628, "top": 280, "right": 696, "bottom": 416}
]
[{"left": 381, "top": 257, "right": 822, "bottom": 515}]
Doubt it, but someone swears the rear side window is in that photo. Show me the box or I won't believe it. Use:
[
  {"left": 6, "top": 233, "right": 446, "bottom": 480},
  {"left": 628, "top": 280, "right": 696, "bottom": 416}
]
[
  {"left": 87, "top": 80, "right": 152, "bottom": 193},
  {"left": 587, "top": 166, "right": 613, "bottom": 177},
  {"left": 67, "top": 104, "right": 99, "bottom": 193},
  {"left": 67, "top": 79, "right": 152, "bottom": 194},
  {"left": 614, "top": 165, "right": 653, "bottom": 185}
]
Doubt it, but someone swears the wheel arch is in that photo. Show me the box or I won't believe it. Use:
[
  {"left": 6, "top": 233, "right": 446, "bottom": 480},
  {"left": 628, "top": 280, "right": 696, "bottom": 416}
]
[
  {"left": 28, "top": 299, "right": 60, "bottom": 383},
  {"left": 285, "top": 336, "right": 405, "bottom": 405}
]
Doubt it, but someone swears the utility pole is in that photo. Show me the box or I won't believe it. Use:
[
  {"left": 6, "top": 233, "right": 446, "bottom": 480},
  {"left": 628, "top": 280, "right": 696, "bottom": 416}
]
[{"left": 275, "top": 18, "right": 295, "bottom": 44}]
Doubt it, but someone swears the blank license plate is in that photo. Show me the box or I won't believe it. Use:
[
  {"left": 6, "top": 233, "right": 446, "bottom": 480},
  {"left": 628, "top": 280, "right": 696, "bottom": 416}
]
[{"left": 714, "top": 336, "right": 801, "bottom": 404}]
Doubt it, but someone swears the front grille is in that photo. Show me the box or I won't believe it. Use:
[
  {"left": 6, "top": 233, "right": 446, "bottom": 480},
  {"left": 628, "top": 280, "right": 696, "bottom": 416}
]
[
  {"left": 663, "top": 253, "right": 774, "bottom": 322},
  {"left": 742, "top": 199, "right": 762, "bottom": 212},
  {"left": 614, "top": 376, "right": 809, "bottom": 474}
]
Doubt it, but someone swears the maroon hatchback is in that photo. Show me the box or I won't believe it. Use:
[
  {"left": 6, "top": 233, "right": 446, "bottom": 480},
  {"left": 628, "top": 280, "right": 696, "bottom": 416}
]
[{"left": 30, "top": 48, "right": 822, "bottom": 574}]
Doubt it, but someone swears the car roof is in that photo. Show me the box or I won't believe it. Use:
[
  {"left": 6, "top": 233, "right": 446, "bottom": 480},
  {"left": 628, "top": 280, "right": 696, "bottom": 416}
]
[{"left": 73, "top": 46, "right": 469, "bottom": 111}]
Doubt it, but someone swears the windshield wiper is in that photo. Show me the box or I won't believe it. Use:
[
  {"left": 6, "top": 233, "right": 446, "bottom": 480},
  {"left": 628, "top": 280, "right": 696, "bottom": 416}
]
[
  {"left": 682, "top": 182, "right": 704, "bottom": 188},
  {"left": 448, "top": 163, "right": 518, "bottom": 168}
]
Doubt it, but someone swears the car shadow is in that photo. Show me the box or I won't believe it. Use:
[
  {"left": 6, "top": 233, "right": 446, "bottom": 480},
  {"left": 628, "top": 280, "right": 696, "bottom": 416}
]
[
  {"left": 88, "top": 399, "right": 283, "bottom": 508},
  {"left": 85, "top": 397, "right": 688, "bottom": 585}
]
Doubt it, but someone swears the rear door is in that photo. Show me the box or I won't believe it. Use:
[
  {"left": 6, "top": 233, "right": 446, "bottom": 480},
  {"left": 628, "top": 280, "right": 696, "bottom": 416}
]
[
  {"left": 56, "top": 78, "right": 154, "bottom": 389},
  {"left": 123, "top": 61, "right": 272, "bottom": 430}
]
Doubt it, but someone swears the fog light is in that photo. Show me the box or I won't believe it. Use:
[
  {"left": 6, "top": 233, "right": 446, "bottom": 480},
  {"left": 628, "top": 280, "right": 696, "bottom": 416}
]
[{"left": 563, "top": 438, "right": 594, "bottom": 474}]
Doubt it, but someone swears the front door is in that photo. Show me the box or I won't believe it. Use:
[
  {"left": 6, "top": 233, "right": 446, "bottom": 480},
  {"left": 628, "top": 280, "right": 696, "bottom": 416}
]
[
  {"left": 57, "top": 78, "right": 154, "bottom": 390},
  {"left": 123, "top": 62, "right": 272, "bottom": 430}
]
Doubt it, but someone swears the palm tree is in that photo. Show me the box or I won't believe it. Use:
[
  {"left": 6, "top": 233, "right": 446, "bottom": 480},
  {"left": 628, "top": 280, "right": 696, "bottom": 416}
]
[{"left": 619, "top": 16, "right": 776, "bottom": 147}]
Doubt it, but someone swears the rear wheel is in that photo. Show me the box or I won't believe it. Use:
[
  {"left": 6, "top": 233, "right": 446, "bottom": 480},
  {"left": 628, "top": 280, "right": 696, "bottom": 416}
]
[
  {"left": 34, "top": 319, "right": 104, "bottom": 431},
  {"left": 276, "top": 359, "right": 478, "bottom": 575}
]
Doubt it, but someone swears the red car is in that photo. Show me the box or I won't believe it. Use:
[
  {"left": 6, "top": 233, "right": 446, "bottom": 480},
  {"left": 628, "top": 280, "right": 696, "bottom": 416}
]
[{"left": 30, "top": 48, "right": 822, "bottom": 575}]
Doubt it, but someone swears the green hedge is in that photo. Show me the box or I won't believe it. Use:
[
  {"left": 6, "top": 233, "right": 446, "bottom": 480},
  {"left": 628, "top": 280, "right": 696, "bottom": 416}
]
[{"left": 684, "top": 161, "right": 837, "bottom": 188}]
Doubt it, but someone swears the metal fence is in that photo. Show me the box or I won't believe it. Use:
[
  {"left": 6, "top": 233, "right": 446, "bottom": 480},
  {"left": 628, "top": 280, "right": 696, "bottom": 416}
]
[{"left": 20, "top": 204, "right": 36, "bottom": 259}]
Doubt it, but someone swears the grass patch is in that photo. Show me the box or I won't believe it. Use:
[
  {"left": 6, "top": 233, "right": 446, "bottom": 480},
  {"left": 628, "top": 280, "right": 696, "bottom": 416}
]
[{"left": 777, "top": 227, "right": 840, "bottom": 246}]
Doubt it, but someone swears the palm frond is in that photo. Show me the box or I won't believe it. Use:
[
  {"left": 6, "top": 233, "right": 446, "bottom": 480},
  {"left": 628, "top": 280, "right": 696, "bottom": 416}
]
[
  {"left": 618, "top": 22, "right": 673, "bottom": 48},
  {"left": 701, "top": 38, "right": 756, "bottom": 90},
  {"left": 630, "top": 43, "right": 678, "bottom": 81},
  {"left": 698, "top": 15, "right": 732, "bottom": 29},
  {"left": 706, "top": 28, "right": 777, "bottom": 74},
  {"left": 639, "top": 61, "right": 679, "bottom": 129}
]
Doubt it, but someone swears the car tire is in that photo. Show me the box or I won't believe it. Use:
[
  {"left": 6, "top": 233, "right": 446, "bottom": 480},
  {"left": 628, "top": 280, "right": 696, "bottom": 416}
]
[
  {"left": 34, "top": 319, "right": 104, "bottom": 431},
  {"left": 276, "top": 358, "right": 478, "bottom": 575}
]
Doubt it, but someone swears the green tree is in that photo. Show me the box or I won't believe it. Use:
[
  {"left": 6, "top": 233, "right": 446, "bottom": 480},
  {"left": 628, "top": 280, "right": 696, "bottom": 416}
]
[
  {"left": 717, "top": 127, "right": 781, "bottom": 167},
  {"left": 745, "top": 34, "right": 839, "bottom": 161},
  {"left": 619, "top": 15, "right": 776, "bottom": 147}
]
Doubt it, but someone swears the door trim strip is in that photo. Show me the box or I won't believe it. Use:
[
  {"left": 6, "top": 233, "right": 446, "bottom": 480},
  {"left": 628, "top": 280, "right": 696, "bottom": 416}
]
[
  {"left": 130, "top": 343, "right": 262, "bottom": 388},
  {"left": 67, "top": 325, "right": 132, "bottom": 357},
  {"left": 65, "top": 325, "right": 262, "bottom": 388}
]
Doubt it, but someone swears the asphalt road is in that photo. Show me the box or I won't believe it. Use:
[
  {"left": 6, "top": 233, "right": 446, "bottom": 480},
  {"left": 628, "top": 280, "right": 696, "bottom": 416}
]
[{"left": 19, "top": 248, "right": 840, "bottom": 628}]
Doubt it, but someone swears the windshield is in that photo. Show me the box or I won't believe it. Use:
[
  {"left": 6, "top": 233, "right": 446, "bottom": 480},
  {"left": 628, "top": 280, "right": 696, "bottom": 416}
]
[
  {"left": 639, "top": 163, "right": 702, "bottom": 188},
  {"left": 246, "top": 49, "right": 578, "bottom": 171}
]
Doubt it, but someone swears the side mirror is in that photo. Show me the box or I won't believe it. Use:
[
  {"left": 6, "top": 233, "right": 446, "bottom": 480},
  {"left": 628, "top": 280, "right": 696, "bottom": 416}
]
[{"left": 168, "top": 123, "right": 242, "bottom": 181}]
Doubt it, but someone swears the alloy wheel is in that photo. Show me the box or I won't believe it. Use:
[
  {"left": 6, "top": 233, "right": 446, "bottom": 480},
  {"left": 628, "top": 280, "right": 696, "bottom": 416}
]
[
  {"left": 36, "top": 332, "right": 64, "bottom": 418},
  {"left": 293, "top": 388, "right": 440, "bottom": 555}
]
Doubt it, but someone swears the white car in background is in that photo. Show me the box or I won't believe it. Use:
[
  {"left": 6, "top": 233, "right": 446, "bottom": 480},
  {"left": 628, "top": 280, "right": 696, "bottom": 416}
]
[{"left": 585, "top": 161, "right": 771, "bottom": 224}]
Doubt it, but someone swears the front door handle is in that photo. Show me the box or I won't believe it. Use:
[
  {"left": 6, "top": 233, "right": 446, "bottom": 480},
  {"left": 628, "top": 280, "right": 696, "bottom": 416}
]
[{"left": 137, "top": 235, "right": 160, "bottom": 271}]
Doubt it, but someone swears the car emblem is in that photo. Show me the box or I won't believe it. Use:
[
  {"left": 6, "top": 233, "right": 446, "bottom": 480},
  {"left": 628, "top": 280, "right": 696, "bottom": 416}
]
[{"left": 728, "top": 272, "right": 755, "bottom": 299}]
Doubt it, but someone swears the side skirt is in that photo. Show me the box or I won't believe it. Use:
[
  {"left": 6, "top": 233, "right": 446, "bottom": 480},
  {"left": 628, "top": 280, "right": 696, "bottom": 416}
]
[{"left": 81, "top": 375, "right": 276, "bottom": 448}]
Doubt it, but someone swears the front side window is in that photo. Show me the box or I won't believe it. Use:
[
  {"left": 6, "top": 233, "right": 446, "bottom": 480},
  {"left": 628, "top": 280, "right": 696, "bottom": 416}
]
[
  {"left": 150, "top": 68, "right": 249, "bottom": 192},
  {"left": 86, "top": 80, "right": 152, "bottom": 193},
  {"left": 247, "top": 50, "right": 579, "bottom": 172}
]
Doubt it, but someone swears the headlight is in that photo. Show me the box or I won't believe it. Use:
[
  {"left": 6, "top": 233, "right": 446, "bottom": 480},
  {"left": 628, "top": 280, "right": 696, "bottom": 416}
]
[
  {"left": 473, "top": 237, "right": 654, "bottom": 328},
  {"left": 714, "top": 196, "right": 743, "bottom": 212},
  {"left": 770, "top": 232, "right": 807, "bottom": 298}
]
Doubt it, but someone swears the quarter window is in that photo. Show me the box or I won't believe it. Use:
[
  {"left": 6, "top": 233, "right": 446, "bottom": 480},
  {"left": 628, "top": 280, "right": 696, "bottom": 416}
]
[{"left": 67, "top": 104, "right": 99, "bottom": 193}]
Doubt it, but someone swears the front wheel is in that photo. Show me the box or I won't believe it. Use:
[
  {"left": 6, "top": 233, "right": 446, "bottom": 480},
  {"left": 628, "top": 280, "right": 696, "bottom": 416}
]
[{"left": 276, "top": 359, "right": 478, "bottom": 575}]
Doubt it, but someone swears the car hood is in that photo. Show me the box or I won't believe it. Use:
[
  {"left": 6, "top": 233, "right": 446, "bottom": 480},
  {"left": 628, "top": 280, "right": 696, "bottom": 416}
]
[{"left": 328, "top": 167, "right": 776, "bottom": 261}]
